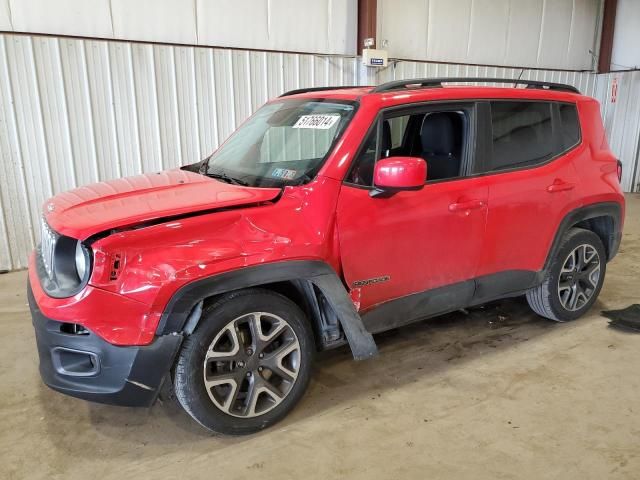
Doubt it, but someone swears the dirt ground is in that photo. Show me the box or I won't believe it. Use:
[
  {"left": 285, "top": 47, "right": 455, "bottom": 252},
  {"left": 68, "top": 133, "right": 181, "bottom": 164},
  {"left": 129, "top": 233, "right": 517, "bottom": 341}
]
[{"left": 1, "top": 194, "right": 639, "bottom": 480}]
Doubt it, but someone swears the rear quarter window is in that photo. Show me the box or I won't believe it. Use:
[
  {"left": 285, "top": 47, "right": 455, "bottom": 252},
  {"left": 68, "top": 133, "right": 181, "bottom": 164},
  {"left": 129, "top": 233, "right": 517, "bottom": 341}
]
[{"left": 559, "top": 103, "right": 581, "bottom": 149}]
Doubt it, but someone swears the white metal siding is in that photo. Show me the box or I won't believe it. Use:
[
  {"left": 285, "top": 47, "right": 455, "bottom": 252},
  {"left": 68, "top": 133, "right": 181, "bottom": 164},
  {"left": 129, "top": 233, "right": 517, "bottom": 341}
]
[
  {"left": 611, "top": 0, "right": 640, "bottom": 70},
  {"left": 0, "top": 32, "right": 635, "bottom": 272},
  {"left": 378, "top": 61, "right": 598, "bottom": 97},
  {"left": 595, "top": 72, "right": 640, "bottom": 193},
  {"left": 0, "top": 33, "right": 360, "bottom": 270},
  {"left": 378, "top": 0, "right": 602, "bottom": 70},
  {"left": 1, "top": 0, "right": 358, "bottom": 56}
]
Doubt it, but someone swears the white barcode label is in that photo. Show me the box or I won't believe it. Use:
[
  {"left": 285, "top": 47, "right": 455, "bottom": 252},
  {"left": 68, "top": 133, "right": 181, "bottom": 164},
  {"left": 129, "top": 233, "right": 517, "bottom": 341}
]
[{"left": 292, "top": 114, "right": 340, "bottom": 130}]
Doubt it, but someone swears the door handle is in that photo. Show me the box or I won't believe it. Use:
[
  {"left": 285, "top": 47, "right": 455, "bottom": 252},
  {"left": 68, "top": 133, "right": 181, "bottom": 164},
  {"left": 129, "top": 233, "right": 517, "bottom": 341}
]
[
  {"left": 448, "top": 199, "right": 486, "bottom": 212},
  {"left": 547, "top": 180, "right": 575, "bottom": 193}
]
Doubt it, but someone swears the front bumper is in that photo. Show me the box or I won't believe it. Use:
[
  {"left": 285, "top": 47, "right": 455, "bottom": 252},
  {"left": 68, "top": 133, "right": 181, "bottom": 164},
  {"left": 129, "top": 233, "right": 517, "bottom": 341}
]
[{"left": 28, "top": 281, "right": 182, "bottom": 407}]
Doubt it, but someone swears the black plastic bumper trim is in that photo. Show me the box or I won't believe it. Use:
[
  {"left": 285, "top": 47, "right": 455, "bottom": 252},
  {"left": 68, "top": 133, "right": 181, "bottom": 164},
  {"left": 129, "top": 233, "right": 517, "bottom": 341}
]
[
  {"left": 156, "top": 260, "right": 378, "bottom": 360},
  {"left": 28, "top": 281, "right": 182, "bottom": 407}
]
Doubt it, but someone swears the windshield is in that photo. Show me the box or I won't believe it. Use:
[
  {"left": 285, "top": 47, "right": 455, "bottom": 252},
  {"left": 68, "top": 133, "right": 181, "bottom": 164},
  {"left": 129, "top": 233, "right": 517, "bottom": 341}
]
[{"left": 198, "top": 99, "right": 356, "bottom": 187}]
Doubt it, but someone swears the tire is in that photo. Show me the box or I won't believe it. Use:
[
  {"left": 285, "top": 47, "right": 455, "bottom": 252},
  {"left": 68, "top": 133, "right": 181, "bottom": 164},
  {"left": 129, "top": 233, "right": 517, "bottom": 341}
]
[
  {"left": 173, "top": 288, "right": 314, "bottom": 435},
  {"left": 526, "top": 228, "right": 606, "bottom": 322}
]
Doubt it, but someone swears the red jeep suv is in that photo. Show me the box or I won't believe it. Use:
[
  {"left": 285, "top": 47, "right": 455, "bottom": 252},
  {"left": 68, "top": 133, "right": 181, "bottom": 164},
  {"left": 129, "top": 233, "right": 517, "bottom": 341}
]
[{"left": 28, "top": 78, "right": 625, "bottom": 434}]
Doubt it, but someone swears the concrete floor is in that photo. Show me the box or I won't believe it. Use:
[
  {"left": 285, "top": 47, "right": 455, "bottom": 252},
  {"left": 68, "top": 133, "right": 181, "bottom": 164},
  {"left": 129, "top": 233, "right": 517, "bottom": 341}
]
[{"left": 1, "top": 195, "right": 639, "bottom": 480}]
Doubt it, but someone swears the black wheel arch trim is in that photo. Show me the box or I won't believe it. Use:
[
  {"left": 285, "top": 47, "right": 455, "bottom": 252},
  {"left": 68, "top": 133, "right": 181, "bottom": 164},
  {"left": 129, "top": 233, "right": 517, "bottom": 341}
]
[
  {"left": 545, "top": 201, "right": 623, "bottom": 270},
  {"left": 156, "top": 260, "right": 378, "bottom": 361}
]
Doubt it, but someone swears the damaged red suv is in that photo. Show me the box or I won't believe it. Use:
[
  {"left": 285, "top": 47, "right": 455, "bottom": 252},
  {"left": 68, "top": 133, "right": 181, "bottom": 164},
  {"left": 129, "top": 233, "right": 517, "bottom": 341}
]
[{"left": 29, "top": 78, "right": 624, "bottom": 434}]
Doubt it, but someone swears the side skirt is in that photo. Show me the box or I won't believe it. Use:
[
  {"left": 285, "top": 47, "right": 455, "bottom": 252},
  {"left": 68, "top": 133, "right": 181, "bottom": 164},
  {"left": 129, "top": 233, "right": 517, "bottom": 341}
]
[{"left": 361, "top": 270, "right": 541, "bottom": 334}]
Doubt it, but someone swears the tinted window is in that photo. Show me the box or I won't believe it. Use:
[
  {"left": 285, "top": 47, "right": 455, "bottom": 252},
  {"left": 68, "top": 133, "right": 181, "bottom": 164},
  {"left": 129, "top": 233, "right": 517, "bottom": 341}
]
[
  {"left": 489, "top": 102, "right": 554, "bottom": 171},
  {"left": 559, "top": 103, "right": 581, "bottom": 149}
]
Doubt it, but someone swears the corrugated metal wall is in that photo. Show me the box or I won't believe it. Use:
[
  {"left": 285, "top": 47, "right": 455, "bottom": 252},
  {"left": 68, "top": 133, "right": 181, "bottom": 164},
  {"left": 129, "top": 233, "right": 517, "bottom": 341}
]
[
  {"left": 0, "top": 32, "right": 637, "bottom": 271},
  {"left": 595, "top": 71, "right": 640, "bottom": 193},
  {"left": 378, "top": 61, "right": 598, "bottom": 97},
  {"left": 0, "top": 33, "right": 359, "bottom": 271}
]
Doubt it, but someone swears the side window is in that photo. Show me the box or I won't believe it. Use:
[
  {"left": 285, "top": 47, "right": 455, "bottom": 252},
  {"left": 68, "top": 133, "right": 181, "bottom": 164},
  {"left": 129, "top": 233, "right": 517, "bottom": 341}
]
[
  {"left": 346, "top": 116, "right": 409, "bottom": 186},
  {"left": 489, "top": 101, "right": 554, "bottom": 171},
  {"left": 387, "top": 116, "right": 409, "bottom": 150},
  {"left": 559, "top": 103, "right": 581, "bottom": 150},
  {"left": 347, "top": 108, "right": 471, "bottom": 186},
  {"left": 416, "top": 111, "right": 466, "bottom": 181},
  {"left": 346, "top": 126, "right": 378, "bottom": 186}
]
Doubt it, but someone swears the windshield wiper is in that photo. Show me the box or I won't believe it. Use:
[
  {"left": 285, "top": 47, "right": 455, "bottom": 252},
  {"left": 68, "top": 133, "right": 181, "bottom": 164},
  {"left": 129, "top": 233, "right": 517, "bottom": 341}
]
[{"left": 205, "top": 171, "right": 250, "bottom": 186}]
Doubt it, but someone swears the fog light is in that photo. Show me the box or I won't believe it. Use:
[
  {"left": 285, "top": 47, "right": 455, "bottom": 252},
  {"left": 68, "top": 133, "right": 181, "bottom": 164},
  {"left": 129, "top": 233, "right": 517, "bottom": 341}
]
[{"left": 51, "top": 347, "right": 99, "bottom": 377}]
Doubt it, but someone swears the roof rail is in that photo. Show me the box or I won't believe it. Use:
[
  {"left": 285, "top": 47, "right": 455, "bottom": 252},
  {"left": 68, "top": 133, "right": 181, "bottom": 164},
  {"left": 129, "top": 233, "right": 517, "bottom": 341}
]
[
  {"left": 279, "top": 85, "right": 363, "bottom": 97},
  {"left": 371, "top": 77, "right": 580, "bottom": 95}
]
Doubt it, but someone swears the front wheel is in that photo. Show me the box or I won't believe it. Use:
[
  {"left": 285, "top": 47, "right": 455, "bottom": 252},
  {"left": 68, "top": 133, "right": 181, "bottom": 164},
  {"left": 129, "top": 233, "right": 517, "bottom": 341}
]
[
  {"left": 174, "top": 289, "right": 314, "bottom": 435},
  {"left": 526, "top": 228, "right": 606, "bottom": 322}
]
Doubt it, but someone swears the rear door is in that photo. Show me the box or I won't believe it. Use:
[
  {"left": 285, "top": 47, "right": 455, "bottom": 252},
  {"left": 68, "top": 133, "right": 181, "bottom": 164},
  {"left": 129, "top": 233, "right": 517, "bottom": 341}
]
[
  {"left": 476, "top": 101, "right": 581, "bottom": 285},
  {"left": 336, "top": 102, "right": 489, "bottom": 325}
]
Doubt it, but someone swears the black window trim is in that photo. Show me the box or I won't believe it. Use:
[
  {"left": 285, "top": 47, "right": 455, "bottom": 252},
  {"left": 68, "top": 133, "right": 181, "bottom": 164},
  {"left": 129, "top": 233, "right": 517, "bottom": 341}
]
[
  {"left": 342, "top": 98, "right": 583, "bottom": 189},
  {"left": 475, "top": 99, "right": 583, "bottom": 176},
  {"left": 343, "top": 100, "right": 479, "bottom": 189},
  {"left": 343, "top": 112, "right": 383, "bottom": 190}
]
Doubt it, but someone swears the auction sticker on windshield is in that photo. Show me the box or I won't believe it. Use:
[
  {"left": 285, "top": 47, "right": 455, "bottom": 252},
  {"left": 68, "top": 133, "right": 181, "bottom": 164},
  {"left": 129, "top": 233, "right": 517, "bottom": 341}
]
[{"left": 293, "top": 114, "right": 340, "bottom": 129}]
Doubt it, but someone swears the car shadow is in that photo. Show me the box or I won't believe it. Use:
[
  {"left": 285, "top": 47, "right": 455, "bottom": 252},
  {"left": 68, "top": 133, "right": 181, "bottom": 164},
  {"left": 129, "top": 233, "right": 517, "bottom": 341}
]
[
  {"left": 285, "top": 296, "right": 561, "bottom": 426},
  {"left": 37, "top": 296, "right": 592, "bottom": 459}
]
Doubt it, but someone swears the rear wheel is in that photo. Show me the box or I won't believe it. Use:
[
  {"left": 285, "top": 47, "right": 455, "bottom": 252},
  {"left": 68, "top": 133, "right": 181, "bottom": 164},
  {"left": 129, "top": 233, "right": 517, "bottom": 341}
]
[
  {"left": 526, "top": 228, "right": 606, "bottom": 322},
  {"left": 174, "top": 289, "right": 314, "bottom": 435}
]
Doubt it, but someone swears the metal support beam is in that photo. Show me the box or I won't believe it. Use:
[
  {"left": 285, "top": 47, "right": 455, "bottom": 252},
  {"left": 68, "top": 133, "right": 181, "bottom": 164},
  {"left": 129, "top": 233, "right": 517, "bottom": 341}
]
[
  {"left": 598, "top": 0, "right": 618, "bottom": 73},
  {"left": 357, "top": 0, "right": 377, "bottom": 53}
]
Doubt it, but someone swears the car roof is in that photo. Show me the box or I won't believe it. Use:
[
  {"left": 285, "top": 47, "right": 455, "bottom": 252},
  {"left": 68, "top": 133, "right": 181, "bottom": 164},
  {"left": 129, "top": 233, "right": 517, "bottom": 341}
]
[{"left": 279, "top": 78, "right": 586, "bottom": 104}]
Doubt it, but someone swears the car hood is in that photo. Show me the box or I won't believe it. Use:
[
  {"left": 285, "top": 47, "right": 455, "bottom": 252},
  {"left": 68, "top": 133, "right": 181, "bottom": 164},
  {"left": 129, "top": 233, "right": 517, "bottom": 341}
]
[{"left": 43, "top": 169, "right": 281, "bottom": 239}]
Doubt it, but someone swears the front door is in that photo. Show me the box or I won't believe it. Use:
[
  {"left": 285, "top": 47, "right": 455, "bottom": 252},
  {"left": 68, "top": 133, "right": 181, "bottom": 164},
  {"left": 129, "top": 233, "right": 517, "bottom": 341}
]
[{"left": 336, "top": 103, "right": 488, "bottom": 330}]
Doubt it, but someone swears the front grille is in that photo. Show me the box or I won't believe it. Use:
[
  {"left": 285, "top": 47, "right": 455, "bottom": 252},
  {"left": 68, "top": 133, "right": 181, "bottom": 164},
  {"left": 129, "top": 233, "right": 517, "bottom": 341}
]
[{"left": 40, "top": 218, "right": 58, "bottom": 279}]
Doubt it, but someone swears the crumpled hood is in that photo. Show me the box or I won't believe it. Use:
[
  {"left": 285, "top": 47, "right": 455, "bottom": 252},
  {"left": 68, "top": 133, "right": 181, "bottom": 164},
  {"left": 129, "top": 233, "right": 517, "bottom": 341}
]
[{"left": 43, "top": 169, "right": 281, "bottom": 239}]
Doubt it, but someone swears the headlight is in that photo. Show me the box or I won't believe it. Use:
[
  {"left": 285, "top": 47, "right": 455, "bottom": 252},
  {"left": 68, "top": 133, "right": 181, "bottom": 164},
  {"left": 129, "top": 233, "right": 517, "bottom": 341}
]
[
  {"left": 37, "top": 220, "right": 92, "bottom": 298},
  {"left": 75, "top": 240, "right": 88, "bottom": 280}
]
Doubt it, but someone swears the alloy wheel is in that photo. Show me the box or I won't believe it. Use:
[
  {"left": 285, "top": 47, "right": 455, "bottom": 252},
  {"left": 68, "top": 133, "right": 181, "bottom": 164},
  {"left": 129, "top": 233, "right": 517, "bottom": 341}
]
[
  {"left": 203, "top": 312, "right": 301, "bottom": 418},
  {"left": 557, "top": 244, "right": 601, "bottom": 311}
]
